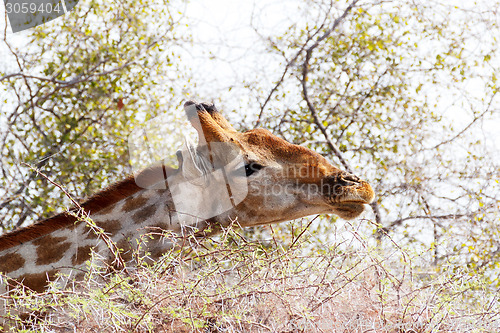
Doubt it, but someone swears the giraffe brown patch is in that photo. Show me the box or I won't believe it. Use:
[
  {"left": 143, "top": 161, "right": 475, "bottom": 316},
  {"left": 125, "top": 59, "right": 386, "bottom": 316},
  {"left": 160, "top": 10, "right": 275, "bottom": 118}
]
[
  {"left": 0, "top": 252, "right": 25, "bottom": 274},
  {"left": 122, "top": 195, "right": 149, "bottom": 213},
  {"left": 155, "top": 189, "right": 170, "bottom": 200},
  {"left": 132, "top": 204, "right": 157, "bottom": 222},
  {"left": 147, "top": 247, "right": 164, "bottom": 262},
  {"left": 101, "top": 219, "right": 123, "bottom": 236},
  {"left": 19, "top": 269, "right": 58, "bottom": 293},
  {"left": 33, "top": 235, "right": 71, "bottom": 266},
  {"left": 96, "top": 204, "right": 115, "bottom": 216},
  {"left": 124, "top": 231, "right": 137, "bottom": 241},
  {"left": 71, "top": 245, "right": 93, "bottom": 266}
]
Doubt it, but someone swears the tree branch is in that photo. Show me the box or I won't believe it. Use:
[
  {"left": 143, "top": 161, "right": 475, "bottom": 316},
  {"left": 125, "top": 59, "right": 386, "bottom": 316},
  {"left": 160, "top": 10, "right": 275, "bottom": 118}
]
[
  {"left": 300, "top": 0, "right": 360, "bottom": 173},
  {"left": 383, "top": 213, "right": 469, "bottom": 232},
  {"left": 430, "top": 92, "right": 497, "bottom": 150},
  {"left": 253, "top": 1, "right": 334, "bottom": 127},
  {"left": 299, "top": 0, "right": 383, "bottom": 226}
]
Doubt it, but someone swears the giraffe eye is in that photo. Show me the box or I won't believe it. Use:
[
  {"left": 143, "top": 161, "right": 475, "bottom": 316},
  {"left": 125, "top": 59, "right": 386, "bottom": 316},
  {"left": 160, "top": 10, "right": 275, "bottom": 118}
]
[{"left": 245, "top": 162, "right": 263, "bottom": 177}]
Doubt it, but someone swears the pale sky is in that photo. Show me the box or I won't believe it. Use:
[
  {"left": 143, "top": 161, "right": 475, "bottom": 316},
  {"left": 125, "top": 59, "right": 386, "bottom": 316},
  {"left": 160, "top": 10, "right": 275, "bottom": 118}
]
[
  {"left": 183, "top": 0, "right": 499, "bottom": 151},
  {"left": 1, "top": 0, "right": 498, "bottom": 150}
]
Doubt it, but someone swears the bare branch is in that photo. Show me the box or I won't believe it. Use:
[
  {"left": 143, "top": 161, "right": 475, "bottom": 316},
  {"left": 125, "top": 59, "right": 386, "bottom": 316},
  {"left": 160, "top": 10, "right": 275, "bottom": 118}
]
[
  {"left": 253, "top": 0, "right": 335, "bottom": 127},
  {"left": 300, "top": 0, "right": 361, "bottom": 173},
  {"left": 23, "top": 163, "right": 128, "bottom": 271},
  {"left": 430, "top": 92, "right": 498, "bottom": 150},
  {"left": 384, "top": 213, "right": 469, "bottom": 232},
  {"left": 299, "top": 0, "right": 383, "bottom": 226}
]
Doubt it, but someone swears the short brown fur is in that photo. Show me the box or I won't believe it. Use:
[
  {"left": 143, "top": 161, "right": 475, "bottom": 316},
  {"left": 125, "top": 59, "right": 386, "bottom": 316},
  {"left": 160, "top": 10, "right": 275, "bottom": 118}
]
[
  {"left": 33, "top": 235, "right": 72, "bottom": 266},
  {"left": 0, "top": 253, "right": 25, "bottom": 274},
  {"left": 0, "top": 165, "right": 176, "bottom": 252}
]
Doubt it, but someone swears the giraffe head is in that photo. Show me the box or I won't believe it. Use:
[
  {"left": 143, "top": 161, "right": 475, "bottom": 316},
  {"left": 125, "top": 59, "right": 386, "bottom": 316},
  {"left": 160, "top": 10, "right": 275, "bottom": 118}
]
[
  {"left": 177, "top": 101, "right": 374, "bottom": 227},
  {"left": 0, "top": 100, "right": 375, "bottom": 295}
]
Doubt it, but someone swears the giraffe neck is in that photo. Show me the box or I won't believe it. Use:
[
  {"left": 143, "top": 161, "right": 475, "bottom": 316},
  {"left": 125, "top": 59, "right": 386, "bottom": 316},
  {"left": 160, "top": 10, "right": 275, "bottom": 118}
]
[{"left": 0, "top": 164, "right": 227, "bottom": 292}]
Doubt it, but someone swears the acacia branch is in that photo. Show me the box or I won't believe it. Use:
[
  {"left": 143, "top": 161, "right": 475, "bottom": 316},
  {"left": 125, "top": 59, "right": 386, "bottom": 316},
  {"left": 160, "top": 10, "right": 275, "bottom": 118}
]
[
  {"left": 383, "top": 213, "right": 469, "bottom": 232},
  {"left": 431, "top": 92, "right": 497, "bottom": 150},
  {"left": 23, "top": 163, "right": 128, "bottom": 272},
  {"left": 253, "top": 1, "right": 334, "bottom": 127},
  {"left": 300, "top": 0, "right": 360, "bottom": 173},
  {"left": 299, "top": 0, "right": 383, "bottom": 226}
]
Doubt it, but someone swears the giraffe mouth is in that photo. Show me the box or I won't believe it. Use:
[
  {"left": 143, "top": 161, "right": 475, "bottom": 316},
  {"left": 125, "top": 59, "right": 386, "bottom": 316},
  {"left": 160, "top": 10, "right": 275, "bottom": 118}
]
[
  {"left": 325, "top": 180, "right": 374, "bottom": 204},
  {"left": 330, "top": 201, "right": 367, "bottom": 220},
  {"left": 321, "top": 171, "right": 373, "bottom": 201},
  {"left": 324, "top": 178, "right": 374, "bottom": 220}
]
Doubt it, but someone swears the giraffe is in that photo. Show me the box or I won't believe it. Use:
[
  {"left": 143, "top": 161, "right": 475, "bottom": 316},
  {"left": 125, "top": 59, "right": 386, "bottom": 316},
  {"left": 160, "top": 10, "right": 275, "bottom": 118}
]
[{"left": 0, "top": 101, "right": 374, "bottom": 293}]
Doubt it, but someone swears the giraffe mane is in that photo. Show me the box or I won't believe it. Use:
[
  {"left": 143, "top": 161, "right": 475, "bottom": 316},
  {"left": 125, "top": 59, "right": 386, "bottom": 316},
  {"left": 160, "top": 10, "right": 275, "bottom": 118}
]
[{"left": 0, "top": 165, "right": 177, "bottom": 252}]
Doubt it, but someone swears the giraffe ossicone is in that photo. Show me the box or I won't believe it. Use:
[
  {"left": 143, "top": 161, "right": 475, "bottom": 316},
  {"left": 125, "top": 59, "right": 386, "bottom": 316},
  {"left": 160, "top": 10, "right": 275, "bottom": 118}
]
[{"left": 0, "top": 101, "right": 374, "bottom": 292}]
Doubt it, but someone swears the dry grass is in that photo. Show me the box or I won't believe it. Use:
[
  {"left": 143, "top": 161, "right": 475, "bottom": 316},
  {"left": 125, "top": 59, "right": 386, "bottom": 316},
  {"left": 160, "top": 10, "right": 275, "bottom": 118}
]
[{"left": 1, "top": 220, "right": 499, "bottom": 332}]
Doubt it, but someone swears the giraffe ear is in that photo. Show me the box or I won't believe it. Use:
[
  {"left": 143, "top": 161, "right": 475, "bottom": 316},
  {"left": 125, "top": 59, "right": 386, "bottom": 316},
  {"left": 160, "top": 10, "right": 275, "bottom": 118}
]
[{"left": 184, "top": 101, "right": 234, "bottom": 144}]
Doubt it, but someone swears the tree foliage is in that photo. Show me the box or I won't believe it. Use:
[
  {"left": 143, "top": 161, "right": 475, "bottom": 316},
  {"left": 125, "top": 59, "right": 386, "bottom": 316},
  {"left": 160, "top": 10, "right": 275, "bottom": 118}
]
[
  {"left": 0, "top": 0, "right": 499, "bottom": 326},
  {"left": 0, "top": 0, "right": 189, "bottom": 229},
  {"left": 238, "top": 0, "right": 499, "bottom": 281}
]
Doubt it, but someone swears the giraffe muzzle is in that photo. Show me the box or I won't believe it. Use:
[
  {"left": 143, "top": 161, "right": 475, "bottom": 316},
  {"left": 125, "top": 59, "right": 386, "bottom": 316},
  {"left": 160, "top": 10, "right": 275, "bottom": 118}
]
[{"left": 322, "top": 172, "right": 374, "bottom": 205}]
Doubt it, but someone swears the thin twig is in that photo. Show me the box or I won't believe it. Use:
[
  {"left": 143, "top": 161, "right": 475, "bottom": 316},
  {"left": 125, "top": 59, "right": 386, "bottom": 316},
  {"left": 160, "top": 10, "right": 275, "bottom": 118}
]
[
  {"left": 299, "top": 0, "right": 383, "bottom": 227},
  {"left": 22, "top": 163, "right": 127, "bottom": 271}
]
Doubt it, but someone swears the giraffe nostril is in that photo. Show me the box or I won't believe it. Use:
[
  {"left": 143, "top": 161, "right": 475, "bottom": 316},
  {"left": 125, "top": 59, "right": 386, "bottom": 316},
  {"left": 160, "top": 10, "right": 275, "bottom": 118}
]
[
  {"left": 341, "top": 173, "right": 360, "bottom": 185},
  {"left": 328, "top": 172, "right": 360, "bottom": 187}
]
